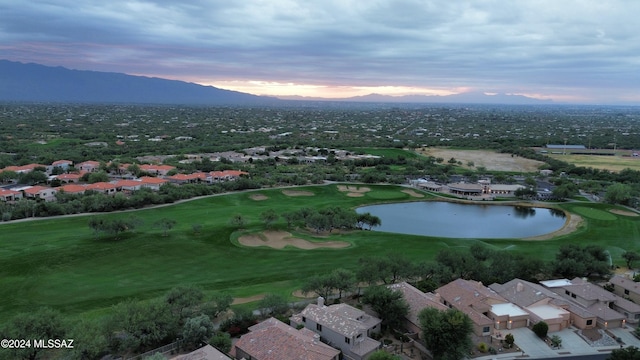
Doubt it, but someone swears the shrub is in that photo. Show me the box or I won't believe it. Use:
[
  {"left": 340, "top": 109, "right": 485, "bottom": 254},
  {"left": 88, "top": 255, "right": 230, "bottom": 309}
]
[
  {"left": 488, "top": 347, "right": 497, "bottom": 355},
  {"left": 477, "top": 342, "right": 488, "bottom": 353},
  {"left": 504, "top": 333, "right": 515, "bottom": 348},
  {"left": 533, "top": 321, "right": 549, "bottom": 338}
]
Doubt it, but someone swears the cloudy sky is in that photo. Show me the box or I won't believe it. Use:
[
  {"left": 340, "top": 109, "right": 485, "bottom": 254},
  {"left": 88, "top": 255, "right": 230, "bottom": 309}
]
[{"left": 1, "top": 0, "right": 639, "bottom": 104}]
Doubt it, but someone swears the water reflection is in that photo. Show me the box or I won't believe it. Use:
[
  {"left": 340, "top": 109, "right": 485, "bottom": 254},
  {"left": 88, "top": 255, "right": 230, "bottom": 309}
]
[{"left": 356, "top": 201, "right": 566, "bottom": 239}]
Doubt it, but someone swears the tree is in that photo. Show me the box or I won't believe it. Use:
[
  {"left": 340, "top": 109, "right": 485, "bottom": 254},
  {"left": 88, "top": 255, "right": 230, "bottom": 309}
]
[
  {"left": 0, "top": 307, "right": 67, "bottom": 360},
  {"left": 552, "top": 244, "right": 610, "bottom": 278},
  {"left": 331, "top": 268, "right": 356, "bottom": 299},
  {"left": 88, "top": 217, "right": 137, "bottom": 240},
  {"left": 88, "top": 171, "right": 110, "bottom": 183},
  {"left": 552, "top": 183, "right": 578, "bottom": 200},
  {"left": 419, "top": 308, "right": 473, "bottom": 360},
  {"left": 610, "top": 346, "right": 640, "bottom": 360},
  {"left": 68, "top": 319, "right": 108, "bottom": 360},
  {"left": 182, "top": 315, "right": 215, "bottom": 350},
  {"left": 258, "top": 293, "right": 290, "bottom": 316},
  {"left": 623, "top": 251, "right": 640, "bottom": 269},
  {"left": 201, "top": 292, "right": 233, "bottom": 319},
  {"left": 362, "top": 286, "right": 409, "bottom": 330},
  {"left": 209, "top": 331, "right": 232, "bottom": 353},
  {"left": 260, "top": 209, "right": 278, "bottom": 228},
  {"left": 301, "top": 273, "right": 336, "bottom": 300},
  {"left": 229, "top": 213, "right": 246, "bottom": 229},
  {"left": 154, "top": 217, "right": 177, "bottom": 237},
  {"left": 504, "top": 333, "right": 515, "bottom": 349},
  {"left": 605, "top": 183, "right": 634, "bottom": 205},
  {"left": 532, "top": 321, "right": 548, "bottom": 338},
  {"left": 164, "top": 285, "right": 205, "bottom": 321}
]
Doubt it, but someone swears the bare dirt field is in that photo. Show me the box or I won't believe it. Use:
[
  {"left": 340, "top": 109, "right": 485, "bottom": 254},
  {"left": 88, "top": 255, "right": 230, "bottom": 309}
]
[
  {"left": 610, "top": 209, "right": 639, "bottom": 217},
  {"left": 420, "top": 148, "right": 545, "bottom": 172},
  {"left": 238, "top": 230, "right": 350, "bottom": 249},
  {"left": 282, "top": 190, "right": 315, "bottom": 196},
  {"left": 249, "top": 194, "right": 268, "bottom": 201},
  {"left": 337, "top": 185, "right": 371, "bottom": 197}
]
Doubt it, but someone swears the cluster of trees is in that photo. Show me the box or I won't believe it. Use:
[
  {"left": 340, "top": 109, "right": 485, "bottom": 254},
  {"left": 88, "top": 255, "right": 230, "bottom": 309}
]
[
  {"left": 0, "top": 285, "right": 234, "bottom": 360},
  {"left": 250, "top": 206, "right": 382, "bottom": 233}
]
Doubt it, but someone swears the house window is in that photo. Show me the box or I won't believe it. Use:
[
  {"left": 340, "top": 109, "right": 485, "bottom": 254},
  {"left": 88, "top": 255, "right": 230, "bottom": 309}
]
[
  {"left": 302, "top": 316, "right": 306, "bottom": 323},
  {"left": 565, "top": 290, "right": 570, "bottom": 295},
  {"left": 345, "top": 337, "right": 350, "bottom": 344},
  {"left": 483, "top": 326, "right": 490, "bottom": 333},
  {"left": 571, "top": 293, "right": 576, "bottom": 299},
  {"left": 625, "top": 289, "right": 630, "bottom": 295},
  {"left": 316, "top": 324, "right": 322, "bottom": 331},
  {"left": 586, "top": 319, "right": 593, "bottom": 325}
]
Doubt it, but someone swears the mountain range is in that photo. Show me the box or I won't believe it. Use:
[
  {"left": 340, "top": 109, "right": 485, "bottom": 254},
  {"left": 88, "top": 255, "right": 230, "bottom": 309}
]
[{"left": 0, "top": 60, "right": 551, "bottom": 105}]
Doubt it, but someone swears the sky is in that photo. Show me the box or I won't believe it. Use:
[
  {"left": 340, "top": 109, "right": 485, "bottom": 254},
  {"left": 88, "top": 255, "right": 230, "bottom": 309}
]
[{"left": 1, "top": 0, "right": 639, "bottom": 104}]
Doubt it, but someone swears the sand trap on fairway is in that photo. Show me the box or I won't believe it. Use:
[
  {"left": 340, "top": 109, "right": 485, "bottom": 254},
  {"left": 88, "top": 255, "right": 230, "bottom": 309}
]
[
  {"left": 250, "top": 194, "right": 269, "bottom": 201},
  {"left": 232, "top": 294, "right": 265, "bottom": 305},
  {"left": 239, "top": 230, "right": 349, "bottom": 249},
  {"left": 337, "top": 185, "right": 371, "bottom": 197},
  {"left": 610, "top": 209, "right": 639, "bottom": 217},
  {"left": 524, "top": 213, "right": 583, "bottom": 240},
  {"left": 282, "top": 190, "right": 315, "bottom": 196},
  {"left": 402, "top": 189, "right": 425, "bottom": 198}
]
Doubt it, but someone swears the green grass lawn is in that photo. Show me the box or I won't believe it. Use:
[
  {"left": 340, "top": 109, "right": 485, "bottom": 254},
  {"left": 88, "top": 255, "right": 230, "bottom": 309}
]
[
  {"left": 1, "top": 184, "right": 639, "bottom": 322},
  {"left": 348, "top": 147, "right": 419, "bottom": 159}
]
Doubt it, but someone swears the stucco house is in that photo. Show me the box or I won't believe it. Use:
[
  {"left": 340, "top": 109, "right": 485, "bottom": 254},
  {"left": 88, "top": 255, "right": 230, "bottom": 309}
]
[
  {"left": 490, "top": 279, "right": 572, "bottom": 332},
  {"left": 0, "top": 188, "right": 22, "bottom": 202},
  {"left": 233, "top": 317, "right": 340, "bottom": 360},
  {"left": 387, "top": 282, "right": 448, "bottom": 338},
  {"left": 173, "top": 344, "right": 231, "bottom": 360},
  {"left": 76, "top": 161, "right": 101, "bottom": 173},
  {"left": 436, "top": 279, "right": 520, "bottom": 336},
  {"left": 139, "top": 176, "right": 169, "bottom": 190},
  {"left": 290, "top": 297, "right": 381, "bottom": 360},
  {"left": 22, "top": 185, "right": 57, "bottom": 202},
  {"left": 541, "top": 278, "right": 626, "bottom": 329},
  {"left": 609, "top": 276, "right": 640, "bottom": 305}
]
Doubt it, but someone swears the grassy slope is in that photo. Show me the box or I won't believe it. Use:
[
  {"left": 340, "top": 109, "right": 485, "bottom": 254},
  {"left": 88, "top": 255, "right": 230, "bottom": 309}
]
[{"left": 1, "top": 184, "right": 639, "bottom": 321}]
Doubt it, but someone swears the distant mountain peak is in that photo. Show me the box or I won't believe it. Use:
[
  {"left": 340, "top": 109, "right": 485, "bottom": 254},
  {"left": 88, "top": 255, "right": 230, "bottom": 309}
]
[{"left": 0, "top": 59, "right": 277, "bottom": 105}]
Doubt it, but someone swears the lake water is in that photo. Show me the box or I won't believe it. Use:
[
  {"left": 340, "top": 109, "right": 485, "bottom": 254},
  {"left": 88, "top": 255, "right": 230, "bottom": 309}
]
[{"left": 356, "top": 201, "right": 566, "bottom": 239}]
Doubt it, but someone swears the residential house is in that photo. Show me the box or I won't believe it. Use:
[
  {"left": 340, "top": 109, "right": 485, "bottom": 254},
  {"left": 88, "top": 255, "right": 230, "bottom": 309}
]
[
  {"left": 209, "top": 170, "right": 249, "bottom": 182},
  {"left": 54, "top": 173, "right": 81, "bottom": 183},
  {"left": 172, "top": 344, "right": 231, "bottom": 360},
  {"left": 609, "top": 276, "right": 640, "bottom": 305},
  {"left": 112, "top": 179, "right": 144, "bottom": 193},
  {"left": 139, "top": 176, "right": 169, "bottom": 190},
  {"left": 51, "top": 160, "right": 73, "bottom": 172},
  {"left": 0, "top": 189, "right": 22, "bottom": 202},
  {"left": 490, "top": 279, "right": 572, "bottom": 332},
  {"left": 387, "top": 282, "right": 448, "bottom": 338},
  {"left": 436, "top": 279, "right": 520, "bottom": 336},
  {"left": 86, "top": 182, "right": 117, "bottom": 195},
  {"left": 77, "top": 161, "right": 101, "bottom": 173},
  {"left": 290, "top": 297, "right": 381, "bottom": 360},
  {"left": 167, "top": 173, "right": 208, "bottom": 185},
  {"left": 57, "top": 184, "right": 86, "bottom": 195},
  {"left": 541, "top": 278, "right": 626, "bottom": 328},
  {"left": 22, "top": 185, "right": 57, "bottom": 201},
  {"left": 233, "top": 317, "right": 340, "bottom": 360},
  {"left": 2, "top": 163, "right": 47, "bottom": 174},
  {"left": 139, "top": 164, "right": 176, "bottom": 176}
]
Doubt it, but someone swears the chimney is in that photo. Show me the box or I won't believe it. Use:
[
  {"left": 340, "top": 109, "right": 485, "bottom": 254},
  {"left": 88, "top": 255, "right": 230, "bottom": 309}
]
[
  {"left": 516, "top": 282, "right": 524, "bottom": 292},
  {"left": 317, "top": 296, "right": 325, "bottom": 307}
]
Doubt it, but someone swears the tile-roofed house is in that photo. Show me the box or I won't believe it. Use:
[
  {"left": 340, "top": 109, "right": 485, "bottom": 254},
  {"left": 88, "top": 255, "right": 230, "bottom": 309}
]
[
  {"left": 57, "top": 184, "right": 86, "bottom": 195},
  {"left": 139, "top": 164, "right": 176, "bottom": 176},
  {"left": 0, "top": 188, "right": 22, "bottom": 202},
  {"left": 77, "top": 161, "right": 101, "bottom": 173},
  {"left": 290, "top": 297, "right": 381, "bottom": 360},
  {"left": 112, "top": 179, "right": 144, "bottom": 192},
  {"left": 54, "top": 173, "right": 81, "bottom": 183},
  {"left": 51, "top": 160, "right": 73, "bottom": 170},
  {"left": 166, "top": 173, "right": 208, "bottom": 184},
  {"left": 85, "top": 182, "right": 117, "bottom": 195},
  {"left": 387, "top": 282, "right": 448, "bottom": 338},
  {"left": 233, "top": 317, "right": 339, "bottom": 360},
  {"left": 22, "top": 185, "right": 57, "bottom": 201},
  {"left": 139, "top": 176, "right": 169, "bottom": 190},
  {"left": 209, "top": 170, "right": 249, "bottom": 182},
  {"left": 436, "top": 279, "right": 508, "bottom": 336},
  {"left": 609, "top": 295, "right": 640, "bottom": 324},
  {"left": 490, "top": 279, "right": 573, "bottom": 332},
  {"left": 172, "top": 344, "right": 231, "bottom": 360}
]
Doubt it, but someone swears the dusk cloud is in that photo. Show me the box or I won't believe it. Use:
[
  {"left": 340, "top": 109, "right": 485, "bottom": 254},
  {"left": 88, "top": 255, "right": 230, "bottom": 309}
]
[{"left": 1, "top": 0, "right": 639, "bottom": 103}]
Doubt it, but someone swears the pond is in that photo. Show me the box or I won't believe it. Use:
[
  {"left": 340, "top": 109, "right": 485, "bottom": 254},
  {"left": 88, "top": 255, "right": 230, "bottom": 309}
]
[{"left": 356, "top": 201, "right": 566, "bottom": 239}]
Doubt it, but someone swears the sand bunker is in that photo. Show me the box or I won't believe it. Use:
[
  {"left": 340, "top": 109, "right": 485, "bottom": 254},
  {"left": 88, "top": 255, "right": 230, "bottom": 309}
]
[
  {"left": 610, "top": 209, "right": 639, "bottom": 217},
  {"left": 524, "top": 213, "right": 584, "bottom": 240},
  {"left": 402, "top": 189, "right": 425, "bottom": 198},
  {"left": 282, "top": 190, "right": 315, "bottom": 196},
  {"left": 250, "top": 194, "right": 268, "bottom": 201},
  {"left": 232, "top": 294, "right": 266, "bottom": 305},
  {"left": 238, "top": 230, "right": 349, "bottom": 249},
  {"left": 337, "top": 185, "right": 371, "bottom": 197}
]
